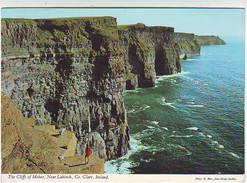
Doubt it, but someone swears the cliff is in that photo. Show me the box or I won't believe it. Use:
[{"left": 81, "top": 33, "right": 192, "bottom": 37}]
[
  {"left": 1, "top": 17, "right": 182, "bottom": 167},
  {"left": 195, "top": 35, "right": 226, "bottom": 45},
  {"left": 174, "top": 33, "right": 225, "bottom": 59},
  {"left": 2, "top": 17, "right": 130, "bottom": 162},
  {"left": 1, "top": 94, "right": 104, "bottom": 173},
  {"left": 174, "top": 32, "right": 201, "bottom": 59},
  {"left": 119, "top": 23, "right": 181, "bottom": 89}
]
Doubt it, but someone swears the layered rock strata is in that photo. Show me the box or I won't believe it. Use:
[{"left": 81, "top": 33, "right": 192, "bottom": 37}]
[
  {"left": 174, "top": 33, "right": 226, "bottom": 59},
  {"left": 119, "top": 23, "right": 181, "bottom": 89},
  {"left": 1, "top": 17, "right": 129, "bottom": 160},
  {"left": 1, "top": 17, "right": 182, "bottom": 162},
  {"left": 174, "top": 32, "right": 201, "bottom": 59}
]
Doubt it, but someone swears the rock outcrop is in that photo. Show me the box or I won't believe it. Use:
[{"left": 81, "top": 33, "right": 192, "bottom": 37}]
[
  {"left": 119, "top": 23, "right": 181, "bottom": 89},
  {"left": 1, "top": 94, "right": 104, "bottom": 173},
  {"left": 1, "top": 17, "right": 129, "bottom": 161},
  {"left": 174, "top": 33, "right": 226, "bottom": 59},
  {"left": 174, "top": 32, "right": 201, "bottom": 59},
  {"left": 195, "top": 35, "right": 226, "bottom": 45}
]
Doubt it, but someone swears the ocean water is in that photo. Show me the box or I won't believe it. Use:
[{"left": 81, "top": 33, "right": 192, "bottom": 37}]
[{"left": 105, "top": 41, "right": 245, "bottom": 174}]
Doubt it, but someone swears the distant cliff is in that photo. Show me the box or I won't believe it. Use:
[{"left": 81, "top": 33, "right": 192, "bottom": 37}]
[
  {"left": 174, "top": 32, "right": 201, "bottom": 59},
  {"left": 195, "top": 35, "right": 226, "bottom": 45},
  {"left": 119, "top": 23, "right": 180, "bottom": 89},
  {"left": 174, "top": 33, "right": 225, "bottom": 59},
  {"left": 1, "top": 17, "right": 181, "bottom": 166}
]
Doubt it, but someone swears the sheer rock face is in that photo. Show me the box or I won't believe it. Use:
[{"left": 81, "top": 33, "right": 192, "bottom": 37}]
[
  {"left": 174, "top": 33, "right": 225, "bottom": 59},
  {"left": 119, "top": 23, "right": 181, "bottom": 89},
  {"left": 1, "top": 17, "right": 181, "bottom": 161},
  {"left": 1, "top": 94, "right": 104, "bottom": 174},
  {"left": 174, "top": 32, "right": 201, "bottom": 59}
]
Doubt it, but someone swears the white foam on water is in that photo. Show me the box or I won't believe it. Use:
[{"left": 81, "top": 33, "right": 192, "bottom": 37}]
[
  {"left": 169, "top": 134, "right": 194, "bottom": 138},
  {"left": 155, "top": 71, "right": 190, "bottom": 84},
  {"left": 198, "top": 132, "right": 206, "bottom": 137},
  {"left": 207, "top": 135, "right": 213, "bottom": 138},
  {"left": 152, "top": 121, "right": 159, "bottom": 125},
  {"left": 159, "top": 97, "right": 177, "bottom": 109},
  {"left": 104, "top": 136, "right": 147, "bottom": 174},
  {"left": 218, "top": 144, "right": 225, "bottom": 149},
  {"left": 124, "top": 89, "right": 139, "bottom": 94},
  {"left": 146, "top": 125, "right": 155, "bottom": 129},
  {"left": 186, "top": 104, "right": 204, "bottom": 108},
  {"left": 186, "top": 127, "right": 199, "bottom": 131},
  {"left": 212, "top": 140, "right": 219, "bottom": 144},
  {"left": 229, "top": 152, "right": 241, "bottom": 159},
  {"left": 127, "top": 104, "right": 150, "bottom": 114},
  {"left": 162, "top": 127, "right": 169, "bottom": 131},
  {"left": 187, "top": 101, "right": 195, "bottom": 104}
]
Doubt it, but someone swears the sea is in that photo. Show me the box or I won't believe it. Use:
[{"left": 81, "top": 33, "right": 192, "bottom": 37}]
[{"left": 105, "top": 40, "right": 245, "bottom": 174}]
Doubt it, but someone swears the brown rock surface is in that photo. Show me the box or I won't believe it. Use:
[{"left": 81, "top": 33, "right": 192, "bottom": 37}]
[{"left": 1, "top": 94, "right": 104, "bottom": 174}]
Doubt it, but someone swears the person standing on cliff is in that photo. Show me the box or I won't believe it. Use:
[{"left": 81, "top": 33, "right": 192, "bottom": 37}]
[{"left": 85, "top": 144, "right": 91, "bottom": 165}]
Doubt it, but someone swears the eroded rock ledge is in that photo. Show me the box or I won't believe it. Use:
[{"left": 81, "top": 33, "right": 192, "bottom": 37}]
[{"left": 1, "top": 17, "right": 225, "bottom": 162}]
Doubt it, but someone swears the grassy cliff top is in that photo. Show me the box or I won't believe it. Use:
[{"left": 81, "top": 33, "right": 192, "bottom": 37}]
[
  {"left": 118, "top": 23, "right": 174, "bottom": 32},
  {"left": 195, "top": 35, "right": 226, "bottom": 45},
  {"left": 1, "top": 16, "right": 119, "bottom": 56}
]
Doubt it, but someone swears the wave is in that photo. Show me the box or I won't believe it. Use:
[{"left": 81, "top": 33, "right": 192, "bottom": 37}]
[
  {"left": 104, "top": 136, "right": 147, "bottom": 174},
  {"left": 218, "top": 144, "right": 225, "bottom": 149},
  {"left": 228, "top": 152, "right": 241, "bottom": 159},
  {"left": 162, "top": 127, "right": 169, "bottom": 131},
  {"left": 155, "top": 71, "right": 190, "bottom": 85},
  {"left": 146, "top": 125, "right": 155, "bottom": 129},
  {"left": 147, "top": 120, "right": 159, "bottom": 126},
  {"left": 186, "top": 104, "right": 204, "bottom": 108},
  {"left": 159, "top": 97, "right": 177, "bottom": 109},
  {"left": 206, "top": 135, "right": 212, "bottom": 138},
  {"left": 169, "top": 134, "right": 194, "bottom": 138},
  {"left": 165, "top": 144, "right": 192, "bottom": 156},
  {"left": 186, "top": 127, "right": 199, "bottom": 131},
  {"left": 198, "top": 132, "right": 206, "bottom": 137},
  {"left": 127, "top": 104, "right": 150, "bottom": 114}
]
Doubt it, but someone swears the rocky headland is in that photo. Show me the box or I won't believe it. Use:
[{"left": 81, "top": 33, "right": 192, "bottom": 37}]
[
  {"left": 1, "top": 16, "right": 225, "bottom": 173},
  {"left": 195, "top": 35, "right": 226, "bottom": 45},
  {"left": 174, "top": 32, "right": 226, "bottom": 59}
]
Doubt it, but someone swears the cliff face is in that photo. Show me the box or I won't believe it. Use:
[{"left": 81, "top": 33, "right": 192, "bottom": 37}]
[
  {"left": 119, "top": 23, "right": 181, "bottom": 89},
  {"left": 174, "top": 33, "right": 226, "bottom": 59},
  {"left": 174, "top": 32, "right": 201, "bottom": 59},
  {"left": 2, "top": 17, "right": 129, "bottom": 161},
  {"left": 1, "top": 94, "right": 104, "bottom": 173},
  {"left": 1, "top": 17, "right": 181, "bottom": 163},
  {"left": 195, "top": 35, "right": 226, "bottom": 45}
]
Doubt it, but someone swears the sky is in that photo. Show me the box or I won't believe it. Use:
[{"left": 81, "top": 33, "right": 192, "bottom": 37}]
[{"left": 1, "top": 8, "right": 245, "bottom": 41}]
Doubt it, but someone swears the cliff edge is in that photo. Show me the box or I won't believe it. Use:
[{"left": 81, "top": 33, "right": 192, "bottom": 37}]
[
  {"left": 174, "top": 33, "right": 225, "bottom": 59},
  {"left": 195, "top": 35, "right": 226, "bottom": 45}
]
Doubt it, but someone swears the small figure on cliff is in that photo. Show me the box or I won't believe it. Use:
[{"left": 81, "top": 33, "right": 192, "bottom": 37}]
[{"left": 85, "top": 145, "right": 92, "bottom": 165}]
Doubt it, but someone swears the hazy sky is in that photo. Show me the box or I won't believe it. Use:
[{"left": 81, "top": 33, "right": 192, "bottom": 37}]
[{"left": 1, "top": 8, "right": 245, "bottom": 41}]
